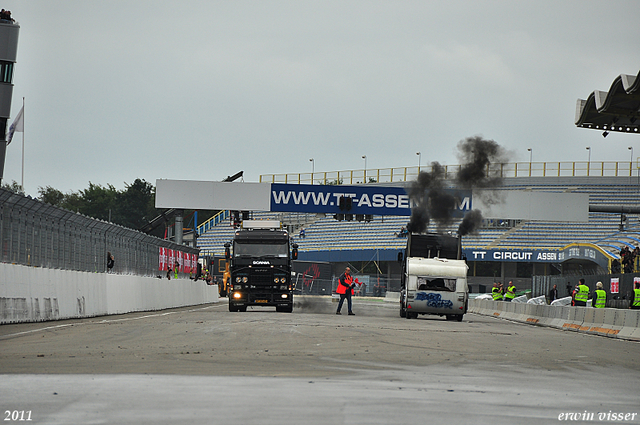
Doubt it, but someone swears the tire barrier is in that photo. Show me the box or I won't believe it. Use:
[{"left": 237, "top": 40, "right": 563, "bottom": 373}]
[{"left": 469, "top": 298, "right": 640, "bottom": 341}]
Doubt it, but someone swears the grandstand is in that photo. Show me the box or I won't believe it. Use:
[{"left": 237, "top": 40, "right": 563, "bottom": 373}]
[{"left": 196, "top": 162, "right": 640, "bottom": 290}]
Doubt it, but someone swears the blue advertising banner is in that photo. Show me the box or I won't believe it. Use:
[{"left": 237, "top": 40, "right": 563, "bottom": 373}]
[
  {"left": 270, "top": 183, "right": 473, "bottom": 216},
  {"left": 270, "top": 183, "right": 412, "bottom": 215}
]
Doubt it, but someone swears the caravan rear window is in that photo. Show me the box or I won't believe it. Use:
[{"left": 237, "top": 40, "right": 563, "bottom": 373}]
[{"left": 417, "top": 277, "right": 456, "bottom": 292}]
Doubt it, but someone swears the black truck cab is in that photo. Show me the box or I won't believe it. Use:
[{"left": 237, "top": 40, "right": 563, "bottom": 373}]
[{"left": 226, "top": 220, "right": 297, "bottom": 313}]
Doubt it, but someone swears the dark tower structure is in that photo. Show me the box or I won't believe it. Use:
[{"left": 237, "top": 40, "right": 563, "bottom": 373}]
[{"left": 0, "top": 14, "right": 19, "bottom": 184}]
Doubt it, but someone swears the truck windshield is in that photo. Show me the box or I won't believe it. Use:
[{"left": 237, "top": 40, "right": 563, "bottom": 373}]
[
  {"left": 416, "top": 277, "right": 456, "bottom": 292},
  {"left": 234, "top": 241, "right": 289, "bottom": 258}
]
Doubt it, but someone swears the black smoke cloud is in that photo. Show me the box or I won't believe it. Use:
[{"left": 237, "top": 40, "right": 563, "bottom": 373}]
[
  {"left": 407, "top": 136, "right": 509, "bottom": 236},
  {"left": 455, "top": 136, "right": 508, "bottom": 189},
  {"left": 406, "top": 162, "right": 454, "bottom": 233},
  {"left": 457, "top": 209, "right": 483, "bottom": 236}
]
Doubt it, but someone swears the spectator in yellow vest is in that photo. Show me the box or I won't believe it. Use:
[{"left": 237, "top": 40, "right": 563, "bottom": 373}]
[
  {"left": 630, "top": 282, "right": 640, "bottom": 310},
  {"left": 591, "top": 282, "right": 606, "bottom": 308},
  {"left": 491, "top": 282, "right": 503, "bottom": 301},
  {"left": 574, "top": 279, "right": 589, "bottom": 307},
  {"left": 504, "top": 281, "right": 516, "bottom": 302}
]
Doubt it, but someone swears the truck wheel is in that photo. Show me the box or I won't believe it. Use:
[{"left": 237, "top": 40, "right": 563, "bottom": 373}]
[
  {"left": 400, "top": 302, "right": 407, "bottom": 318},
  {"left": 239, "top": 306, "right": 247, "bottom": 312},
  {"left": 456, "top": 314, "right": 463, "bottom": 322},
  {"left": 229, "top": 304, "right": 237, "bottom": 312}
]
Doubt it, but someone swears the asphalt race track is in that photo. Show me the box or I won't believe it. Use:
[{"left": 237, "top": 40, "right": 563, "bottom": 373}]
[{"left": 1, "top": 297, "right": 639, "bottom": 424}]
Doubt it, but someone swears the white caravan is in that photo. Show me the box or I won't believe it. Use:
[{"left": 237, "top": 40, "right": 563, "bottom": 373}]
[{"left": 399, "top": 234, "right": 469, "bottom": 322}]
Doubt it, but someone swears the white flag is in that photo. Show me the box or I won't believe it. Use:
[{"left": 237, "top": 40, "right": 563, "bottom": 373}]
[{"left": 6, "top": 105, "right": 23, "bottom": 145}]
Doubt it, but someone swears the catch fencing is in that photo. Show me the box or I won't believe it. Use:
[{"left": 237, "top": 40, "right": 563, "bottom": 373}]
[
  {"left": 532, "top": 273, "right": 638, "bottom": 307},
  {"left": 294, "top": 275, "right": 401, "bottom": 296},
  {"left": 0, "top": 188, "right": 197, "bottom": 276}
]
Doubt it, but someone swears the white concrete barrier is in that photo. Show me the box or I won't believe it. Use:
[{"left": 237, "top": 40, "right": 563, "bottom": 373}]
[
  {"left": 384, "top": 291, "right": 400, "bottom": 302},
  {"left": 580, "top": 308, "right": 597, "bottom": 333},
  {"left": 502, "top": 301, "right": 517, "bottom": 321},
  {"left": 536, "top": 304, "right": 554, "bottom": 327},
  {"left": 548, "top": 305, "right": 569, "bottom": 329},
  {"left": 522, "top": 304, "right": 534, "bottom": 322},
  {"left": 562, "top": 306, "right": 586, "bottom": 332},
  {"left": 468, "top": 299, "right": 640, "bottom": 341},
  {"left": 550, "top": 296, "right": 571, "bottom": 306},
  {"left": 515, "top": 303, "right": 531, "bottom": 324},
  {"left": 628, "top": 311, "right": 640, "bottom": 341},
  {"left": 617, "top": 310, "right": 640, "bottom": 341},
  {"left": 0, "top": 263, "right": 218, "bottom": 324},
  {"left": 490, "top": 300, "right": 505, "bottom": 319}
]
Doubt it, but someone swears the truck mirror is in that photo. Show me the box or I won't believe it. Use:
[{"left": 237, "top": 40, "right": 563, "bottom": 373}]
[
  {"left": 224, "top": 243, "right": 231, "bottom": 261},
  {"left": 397, "top": 251, "right": 403, "bottom": 263},
  {"left": 292, "top": 243, "right": 298, "bottom": 260}
]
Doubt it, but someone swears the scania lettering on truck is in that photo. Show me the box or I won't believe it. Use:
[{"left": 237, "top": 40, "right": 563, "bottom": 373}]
[
  {"left": 225, "top": 220, "right": 298, "bottom": 313},
  {"left": 399, "top": 233, "right": 469, "bottom": 321}
]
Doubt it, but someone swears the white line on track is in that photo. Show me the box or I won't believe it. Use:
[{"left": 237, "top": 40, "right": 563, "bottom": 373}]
[{"left": 0, "top": 304, "right": 223, "bottom": 340}]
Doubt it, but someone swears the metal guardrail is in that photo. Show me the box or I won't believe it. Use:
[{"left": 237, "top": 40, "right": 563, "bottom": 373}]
[
  {"left": 260, "top": 161, "right": 638, "bottom": 185},
  {"left": 0, "top": 188, "right": 197, "bottom": 276},
  {"left": 197, "top": 210, "right": 229, "bottom": 235}
]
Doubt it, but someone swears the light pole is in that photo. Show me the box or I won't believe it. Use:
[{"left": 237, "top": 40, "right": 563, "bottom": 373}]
[
  {"left": 586, "top": 146, "right": 591, "bottom": 176},
  {"left": 309, "top": 158, "right": 314, "bottom": 184},
  {"left": 416, "top": 152, "right": 421, "bottom": 173},
  {"left": 362, "top": 155, "right": 367, "bottom": 183},
  {"left": 527, "top": 148, "right": 532, "bottom": 176},
  {"left": 629, "top": 147, "right": 634, "bottom": 185},
  {"left": 632, "top": 146, "right": 640, "bottom": 193}
]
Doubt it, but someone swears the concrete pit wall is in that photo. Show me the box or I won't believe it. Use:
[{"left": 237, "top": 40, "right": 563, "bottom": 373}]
[
  {"left": 0, "top": 263, "right": 219, "bottom": 324},
  {"left": 468, "top": 298, "right": 640, "bottom": 341}
]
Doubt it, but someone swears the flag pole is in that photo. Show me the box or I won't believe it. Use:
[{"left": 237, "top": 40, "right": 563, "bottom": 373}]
[{"left": 20, "top": 97, "right": 24, "bottom": 192}]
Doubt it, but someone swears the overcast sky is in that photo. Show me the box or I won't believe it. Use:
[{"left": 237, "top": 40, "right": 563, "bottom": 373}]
[{"left": 2, "top": 1, "right": 639, "bottom": 195}]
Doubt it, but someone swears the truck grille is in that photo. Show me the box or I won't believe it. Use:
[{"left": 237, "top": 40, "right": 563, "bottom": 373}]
[{"left": 250, "top": 273, "right": 272, "bottom": 285}]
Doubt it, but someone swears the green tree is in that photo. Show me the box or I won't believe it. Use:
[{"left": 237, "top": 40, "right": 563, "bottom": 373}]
[
  {"left": 112, "top": 179, "right": 157, "bottom": 230},
  {"left": 37, "top": 186, "right": 65, "bottom": 206},
  {"left": 79, "top": 182, "right": 117, "bottom": 221},
  {"left": 61, "top": 192, "right": 84, "bottom": 213},
  {"left": 1, "top": 180, "right": 24, "bottom": 195}
]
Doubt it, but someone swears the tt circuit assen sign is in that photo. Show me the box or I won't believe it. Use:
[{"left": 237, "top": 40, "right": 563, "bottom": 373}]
[
  {"left": 464, "top": 249, "right": 561, "bottom": 262},
  {"left": 463, "top": 245, "right": 610, "bottom": 268}
]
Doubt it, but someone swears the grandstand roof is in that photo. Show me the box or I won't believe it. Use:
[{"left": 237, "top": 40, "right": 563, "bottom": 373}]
[{"left": 575, "top": 70, "right": 640, "bottom": 135}]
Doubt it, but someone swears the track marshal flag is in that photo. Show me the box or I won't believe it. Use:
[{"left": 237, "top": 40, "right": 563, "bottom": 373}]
[{"left": 6, "top": 105, "right": 23, "bottom": 145}]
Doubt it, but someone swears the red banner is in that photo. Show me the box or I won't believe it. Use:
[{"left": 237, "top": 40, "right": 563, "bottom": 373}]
[
  {"left": 159, "top": 249, "right": 197, "bottom": 274},
  {"left": 159, "top": 247, "right": 167, "bottom": 271},
  {"left": 610, "top": 277, "right": 619, "bottom": 294},
  {"left": 167, "top": 249, "right": 175, "bottom": 271}
]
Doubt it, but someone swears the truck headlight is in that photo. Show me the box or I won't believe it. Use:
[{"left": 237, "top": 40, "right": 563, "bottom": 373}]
[
  {"left": 235, "top": 277, "right": 241, "bottom": 283},
  {"left": 242, "top": 276, "right": 248, "bottom": 283},
  {"left": 281, "top": 294, "right": 288, "bottom": 299},
  {"left": 233, "top": 292, "right": 242, "bottom": 299}
]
